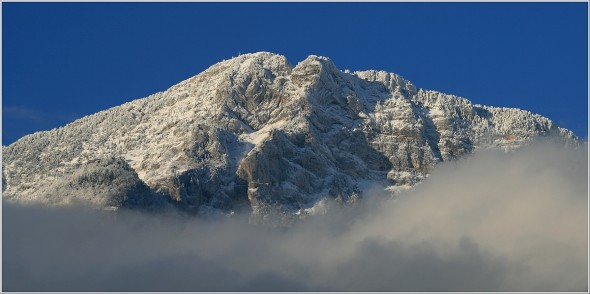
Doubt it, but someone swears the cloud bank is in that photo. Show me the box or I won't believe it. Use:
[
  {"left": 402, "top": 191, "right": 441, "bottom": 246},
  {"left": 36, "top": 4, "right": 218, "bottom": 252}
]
[{"left": 3, "top": 140, "right": 588, "bottom": 291}]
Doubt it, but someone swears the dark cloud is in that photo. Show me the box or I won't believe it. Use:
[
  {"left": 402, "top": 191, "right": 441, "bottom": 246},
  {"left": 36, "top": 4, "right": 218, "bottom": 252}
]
[
  {"left": 2, "top": 140, "right": 588, "bottom": 292},
  {"left": 332, "top": 237, "right": 517, "bottom": 292},
  {"left": 2, "top": 105, "right": 83, "bottom": 144},
  {"left": 3, "top": 106, "right": 46, "bottom": 123}
]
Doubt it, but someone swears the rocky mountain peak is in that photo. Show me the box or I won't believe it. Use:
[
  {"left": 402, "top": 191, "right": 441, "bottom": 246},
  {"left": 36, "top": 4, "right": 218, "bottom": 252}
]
[
  {"left": 2, "top": 52, "right": 579, "bottom": 222},
  {"left": 293, "top": 55, "right": 337, "bottom": 74}
]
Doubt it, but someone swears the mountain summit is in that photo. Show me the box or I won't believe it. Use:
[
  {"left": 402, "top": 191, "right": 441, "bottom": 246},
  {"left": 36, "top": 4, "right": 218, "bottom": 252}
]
[{"left": 2, "top": 52, "right": 578, "bottom": 220}]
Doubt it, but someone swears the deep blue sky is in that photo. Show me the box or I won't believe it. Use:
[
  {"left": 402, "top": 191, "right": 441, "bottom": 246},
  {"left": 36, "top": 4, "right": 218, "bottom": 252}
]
[{"left": 3, "top": 2, "right": 588, "bottom": 145}]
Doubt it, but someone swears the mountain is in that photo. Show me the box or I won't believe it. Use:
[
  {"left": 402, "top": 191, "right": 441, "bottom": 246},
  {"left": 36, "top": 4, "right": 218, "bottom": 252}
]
[{"left": 2, "top": 52, "right": 578, "bottom": 221}]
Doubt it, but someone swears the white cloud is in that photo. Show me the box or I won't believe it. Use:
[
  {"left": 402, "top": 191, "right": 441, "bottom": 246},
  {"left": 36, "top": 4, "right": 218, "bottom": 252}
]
[{"left": 3, "top": 140, "right": 587, "bottom": 291}]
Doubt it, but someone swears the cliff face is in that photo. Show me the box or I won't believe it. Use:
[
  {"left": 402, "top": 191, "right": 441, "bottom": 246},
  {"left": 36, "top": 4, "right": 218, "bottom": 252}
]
[{"left": 2, "top": 52, "right": 578, "bottom": 218}]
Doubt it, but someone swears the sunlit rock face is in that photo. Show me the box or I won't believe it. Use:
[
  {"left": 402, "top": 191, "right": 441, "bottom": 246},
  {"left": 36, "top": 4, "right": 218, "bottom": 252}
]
[{"left": 2, "top": 52, "right": 578, "bottom": 220}]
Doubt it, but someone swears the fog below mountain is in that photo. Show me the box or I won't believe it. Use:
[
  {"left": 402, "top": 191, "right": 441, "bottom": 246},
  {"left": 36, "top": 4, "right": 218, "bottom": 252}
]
[{"left": 3, "top": 140, "right": 587, "bottom": 291}]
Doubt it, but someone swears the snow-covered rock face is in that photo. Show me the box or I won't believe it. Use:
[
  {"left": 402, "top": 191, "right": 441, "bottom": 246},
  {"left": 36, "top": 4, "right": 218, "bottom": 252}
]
[{"left": 2, "top": 52, "right": 579, "bottom": 219}]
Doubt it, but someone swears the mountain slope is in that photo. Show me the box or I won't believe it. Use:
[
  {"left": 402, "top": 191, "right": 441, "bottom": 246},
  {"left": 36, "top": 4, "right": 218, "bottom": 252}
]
[{"left": 2, "top": 52, "right": 578, "bottom": 218}]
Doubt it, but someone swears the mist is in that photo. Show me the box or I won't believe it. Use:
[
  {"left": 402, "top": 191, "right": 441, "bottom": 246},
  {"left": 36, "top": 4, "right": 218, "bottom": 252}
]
[{"left": 3, "top": 140, "right": 588, "bottom": 291}]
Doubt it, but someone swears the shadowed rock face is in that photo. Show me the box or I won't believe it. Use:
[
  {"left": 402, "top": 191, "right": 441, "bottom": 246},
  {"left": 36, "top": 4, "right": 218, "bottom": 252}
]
[{"left": 2, "top": 52, "right": 579, "bottom": 219}]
